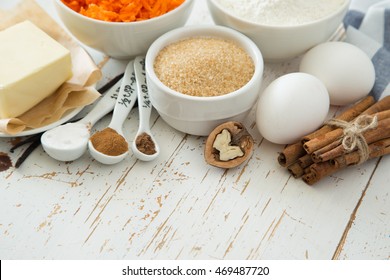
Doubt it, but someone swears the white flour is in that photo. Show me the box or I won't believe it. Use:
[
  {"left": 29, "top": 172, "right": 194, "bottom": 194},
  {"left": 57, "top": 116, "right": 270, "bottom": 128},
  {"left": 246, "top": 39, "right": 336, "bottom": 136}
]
[{"left": 214, "top": 0, "right": 346, "bottom": 26}]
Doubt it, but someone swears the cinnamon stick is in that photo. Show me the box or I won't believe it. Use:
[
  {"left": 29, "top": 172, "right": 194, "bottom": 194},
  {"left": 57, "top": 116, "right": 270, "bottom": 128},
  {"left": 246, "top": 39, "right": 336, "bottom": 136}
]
[
  {"left": 361, "top": 95, "right": 390, "bottom": 115},
  {"left": 302, "top": 171, "right": 318, "bottom": 185},
  {"left": 303, "top": 161, "right": 338, "bottom": 185},
  {"left": 278, "top": 142, "right": 306, "bottom": 167},
  {"left": 298, "top": 153, "right": 313, "bottom": 168},
  {"left": 287, "top": 162, "right": 305, "bottom": 178},
  {"left": 287, "top": 153, "right": 315, "bottom": 178},
  {"left": 373, "top": 109, "right": 390, "bottom": 120},
  {"left": 311, "top": 138, "right": 343, "bottom": 162},
  {"left": 304, "top": 128, "right": 343, "bottom": 154}
]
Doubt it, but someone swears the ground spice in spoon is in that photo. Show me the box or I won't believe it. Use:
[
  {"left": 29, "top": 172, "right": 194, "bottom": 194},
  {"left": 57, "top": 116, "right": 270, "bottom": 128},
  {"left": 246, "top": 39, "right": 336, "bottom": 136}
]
[
  {"left": 135, "top": 132, "right": 156, "bottom": 155},
  {"left": 90, "top": 127, "right": 128, "bottom": 156}
]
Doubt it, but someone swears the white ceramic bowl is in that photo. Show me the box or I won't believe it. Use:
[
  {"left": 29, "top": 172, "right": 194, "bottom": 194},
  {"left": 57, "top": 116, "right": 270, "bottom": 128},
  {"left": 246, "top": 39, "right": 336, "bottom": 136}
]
[
  {"left": 145, "top": 25, "right": 263, "bottom": 136},
  {"left": 207, "top": 0, "right": 350, "bottom": 62},
  {"left": 54, "top": 0, "right": 195, "bottom": 59}
]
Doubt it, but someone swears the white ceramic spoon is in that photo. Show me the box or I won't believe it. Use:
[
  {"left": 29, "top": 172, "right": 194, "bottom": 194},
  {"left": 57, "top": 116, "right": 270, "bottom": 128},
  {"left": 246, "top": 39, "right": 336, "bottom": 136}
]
[
  {"left": 88, "top": 60, "right": 138, "bottom": 165},
  {"left": 41, "top": 78, "right": 122, "bottom": 161},
  {"left": 131, "top": 56, "right": 160, "bottom": 161}
]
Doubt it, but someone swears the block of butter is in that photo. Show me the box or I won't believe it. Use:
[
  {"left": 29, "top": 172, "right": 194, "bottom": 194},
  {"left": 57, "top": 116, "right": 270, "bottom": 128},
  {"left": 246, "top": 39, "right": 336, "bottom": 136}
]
[{"left": 0, "top": 20, "right": 72, "bottom": 119}]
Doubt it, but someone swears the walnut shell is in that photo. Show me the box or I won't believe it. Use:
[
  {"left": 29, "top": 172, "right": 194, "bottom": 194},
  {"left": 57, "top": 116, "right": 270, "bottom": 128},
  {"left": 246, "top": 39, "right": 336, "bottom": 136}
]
[{"left": 204, "top": 121, "right": 254, "bottom": 168}]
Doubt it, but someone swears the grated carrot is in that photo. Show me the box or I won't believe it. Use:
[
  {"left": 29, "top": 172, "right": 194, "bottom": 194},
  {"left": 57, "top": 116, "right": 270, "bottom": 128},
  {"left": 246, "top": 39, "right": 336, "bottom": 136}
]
[{"left": 61, "top": 0, "right": 185, "bottom": 22}]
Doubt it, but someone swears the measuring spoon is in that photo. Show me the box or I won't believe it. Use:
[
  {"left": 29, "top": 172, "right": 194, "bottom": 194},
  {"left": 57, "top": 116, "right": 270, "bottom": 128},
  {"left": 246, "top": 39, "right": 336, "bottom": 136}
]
[
  {"left": 41, "top": 79, "right": 121, "bottom": 161},
  {"left": 88, "top": 60, "right": 138, "bottom": 165},
  {"left": 131, "top": 56, "right": 160, "bottom": 161}
]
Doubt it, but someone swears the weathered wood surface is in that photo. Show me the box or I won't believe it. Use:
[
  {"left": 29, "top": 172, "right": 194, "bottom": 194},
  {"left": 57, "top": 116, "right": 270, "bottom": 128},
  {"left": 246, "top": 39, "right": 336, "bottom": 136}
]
[{"left": 0, "top": 0, "right": 389, "bottom": 260}]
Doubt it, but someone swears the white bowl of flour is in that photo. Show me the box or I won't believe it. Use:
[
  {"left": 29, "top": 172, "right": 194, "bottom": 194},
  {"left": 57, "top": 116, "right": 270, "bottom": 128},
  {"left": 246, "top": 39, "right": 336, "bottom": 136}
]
[{"left": 207, "top": 0, "right": 350, "bottom": 62}]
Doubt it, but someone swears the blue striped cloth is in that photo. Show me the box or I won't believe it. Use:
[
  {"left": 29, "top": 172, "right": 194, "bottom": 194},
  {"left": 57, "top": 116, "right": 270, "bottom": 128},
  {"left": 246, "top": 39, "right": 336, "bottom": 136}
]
[{"left": 343, "top": 0, "right": 390, "bottom": 100}]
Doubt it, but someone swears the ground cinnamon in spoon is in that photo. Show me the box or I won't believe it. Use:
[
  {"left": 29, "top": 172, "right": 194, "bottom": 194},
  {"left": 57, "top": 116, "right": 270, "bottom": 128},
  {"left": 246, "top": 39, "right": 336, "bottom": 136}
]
[
  {"left": 90, "top": 127, "right": 128, "bottom": 156},
  {"left": 135, "top": 132, "right": 156, "bottom": 155}
]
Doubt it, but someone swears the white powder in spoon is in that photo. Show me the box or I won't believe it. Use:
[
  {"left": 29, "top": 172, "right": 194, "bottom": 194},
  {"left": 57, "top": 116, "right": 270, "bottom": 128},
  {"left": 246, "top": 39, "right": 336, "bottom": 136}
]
[{"left": 214, "top": 0, "right": 346, "bottom": 26}]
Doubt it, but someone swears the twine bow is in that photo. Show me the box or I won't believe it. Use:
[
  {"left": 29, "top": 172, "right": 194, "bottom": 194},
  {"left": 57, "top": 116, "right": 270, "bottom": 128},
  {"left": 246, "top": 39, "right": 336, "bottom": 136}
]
[{"left": 326, "top": 115, "right": 378, "bottom": 164}]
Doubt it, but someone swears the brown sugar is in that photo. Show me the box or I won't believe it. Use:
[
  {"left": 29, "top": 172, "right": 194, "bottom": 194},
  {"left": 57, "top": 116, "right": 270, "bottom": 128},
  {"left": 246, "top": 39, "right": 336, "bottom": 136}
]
[
  {"left": 153, "top": 37, "right": 255, "bottom": 97},
  {"left": 90, "top": 127, "right": 128, "bottom": 156}
]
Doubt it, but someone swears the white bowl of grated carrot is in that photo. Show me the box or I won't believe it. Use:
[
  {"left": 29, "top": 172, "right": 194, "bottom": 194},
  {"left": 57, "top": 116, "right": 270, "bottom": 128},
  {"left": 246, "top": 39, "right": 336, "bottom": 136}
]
[
  {"left": 54, "top": 0, "right": 195, "bottom": 59},
  {"left": 145, "top": 25, "right": 264, "bottom": 136}
]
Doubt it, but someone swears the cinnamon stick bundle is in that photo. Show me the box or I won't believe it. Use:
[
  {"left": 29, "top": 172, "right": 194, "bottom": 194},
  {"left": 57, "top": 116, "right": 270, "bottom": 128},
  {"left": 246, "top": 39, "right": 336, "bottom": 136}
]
[
  {"left": 278, "top": 96, "right": 375, "bottom": 167},
  {"left": 277, "top": 96, "right": 390, "bottom": 185}
]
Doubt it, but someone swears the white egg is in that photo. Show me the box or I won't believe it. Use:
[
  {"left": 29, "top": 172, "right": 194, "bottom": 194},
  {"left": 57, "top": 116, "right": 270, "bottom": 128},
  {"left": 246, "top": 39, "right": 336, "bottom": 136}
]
[
  {"left": 256, "top": 73, "right": 329, "bottom": 144},
  {"left": 299, "top": 41, "right": 375, "bottom": 106}
]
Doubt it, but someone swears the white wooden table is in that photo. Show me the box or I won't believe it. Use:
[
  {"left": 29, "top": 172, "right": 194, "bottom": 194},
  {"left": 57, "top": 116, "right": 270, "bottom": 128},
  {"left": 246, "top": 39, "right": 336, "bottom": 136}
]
[{"left": 0, "top": 0, "right": 389, "bottom": 260}]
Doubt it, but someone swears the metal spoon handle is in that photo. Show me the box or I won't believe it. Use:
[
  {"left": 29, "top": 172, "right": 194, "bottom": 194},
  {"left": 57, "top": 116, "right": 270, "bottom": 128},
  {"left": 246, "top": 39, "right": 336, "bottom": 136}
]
[
  {"left": 79, "top": 78, "right": 122, "bottom": 126},
  {"left": 134, "top": 56, "right": 151, "bottom": 130},
  {"left": 109, "top": 60, "right": 138, "bottom": 132}
]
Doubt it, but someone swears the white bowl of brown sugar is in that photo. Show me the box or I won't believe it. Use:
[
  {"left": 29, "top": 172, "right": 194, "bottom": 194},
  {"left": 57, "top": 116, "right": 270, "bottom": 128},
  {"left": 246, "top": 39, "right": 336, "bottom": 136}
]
[{"left": 145, "top": 25, "right": 263, "bottom": 136}]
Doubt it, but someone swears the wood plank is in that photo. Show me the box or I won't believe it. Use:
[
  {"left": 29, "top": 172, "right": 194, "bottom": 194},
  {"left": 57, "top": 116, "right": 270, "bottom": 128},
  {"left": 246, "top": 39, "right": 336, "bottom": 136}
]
[{"left": 333, "top": 155, "right": 390, "bottom": 260}]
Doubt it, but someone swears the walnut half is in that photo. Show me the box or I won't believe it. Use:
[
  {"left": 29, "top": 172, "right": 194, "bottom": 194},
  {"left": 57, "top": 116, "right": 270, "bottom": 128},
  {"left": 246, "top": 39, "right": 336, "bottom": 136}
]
[{"left": 204, "top": 121, "right": 254, "bottom": 168}]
